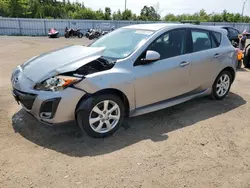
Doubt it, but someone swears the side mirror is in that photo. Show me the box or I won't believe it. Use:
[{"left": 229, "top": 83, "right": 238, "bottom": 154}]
[{"left": 141, "top": 50, "right": 160, "bottom": 64}]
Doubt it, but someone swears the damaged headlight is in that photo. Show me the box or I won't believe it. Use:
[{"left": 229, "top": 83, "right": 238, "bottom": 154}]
[{"left": 34, "top": 76, "right": 82, "bottom": 91}]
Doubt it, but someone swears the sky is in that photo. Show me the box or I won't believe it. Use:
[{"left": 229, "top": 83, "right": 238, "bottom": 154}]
[{"left": 69, "top": 0, "right": 250, "bottom": 16}]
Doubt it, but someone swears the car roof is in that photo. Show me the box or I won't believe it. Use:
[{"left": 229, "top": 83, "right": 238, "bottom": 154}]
[
  {"left": 123, "top": 23, "right": 182, "bottom": 31},
  {"left": 123, "top": 23, "right": 225, "bottom": 33}
]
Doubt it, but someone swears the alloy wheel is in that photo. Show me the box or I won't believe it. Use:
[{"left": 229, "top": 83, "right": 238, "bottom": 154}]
[
  {"left": 89, "top": 100, "right": 121, "bottom": 133},
  {"left": 216, "top": 74, "right": 230, "bottom": 97}
]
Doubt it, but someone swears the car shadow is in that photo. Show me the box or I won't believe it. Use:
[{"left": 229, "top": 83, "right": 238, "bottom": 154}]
[
  {"left": 12, "top": 92, "right": 246, "bottom": 157},
  {"left": 237, "top": 67, "right": 250, "bottom": 72}
]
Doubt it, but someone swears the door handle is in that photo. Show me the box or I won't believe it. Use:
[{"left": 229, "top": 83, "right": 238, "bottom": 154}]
[
  {"left": 214, "top": 53, "right": 220, "bottom": 58},
  {"left": 179, "top": 61, "right": 190, "bottom": 67}
]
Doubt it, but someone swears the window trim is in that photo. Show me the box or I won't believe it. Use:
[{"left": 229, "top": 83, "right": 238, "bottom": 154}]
[
  {"left": 134, "top": 28, "right": 188, "bottom": 66},
  {"left": 210, "top": 31, "right": 221, "bottom": 48}
]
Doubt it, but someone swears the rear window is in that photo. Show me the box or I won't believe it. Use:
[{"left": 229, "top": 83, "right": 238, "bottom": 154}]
[{"left": 212, "top": 32, "right": 221, "bottom": 47}]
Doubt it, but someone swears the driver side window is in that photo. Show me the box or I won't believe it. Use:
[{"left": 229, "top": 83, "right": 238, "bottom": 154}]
[{"left": 148, "top": 29, "right": 187, "bottom": 59}]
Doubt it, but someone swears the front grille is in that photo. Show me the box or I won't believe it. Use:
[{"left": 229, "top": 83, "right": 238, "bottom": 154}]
[{"left": 13, "top": 89, "right": 37, "bottom": 110}]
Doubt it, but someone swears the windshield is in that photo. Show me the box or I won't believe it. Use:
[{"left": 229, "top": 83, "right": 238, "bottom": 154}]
[{"left": 90, "top": 28, "right": 154, "bottom": 59}]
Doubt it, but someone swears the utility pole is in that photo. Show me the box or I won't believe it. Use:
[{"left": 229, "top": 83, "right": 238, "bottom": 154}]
[
  {"left": 242, "top": 0, "right": 248, "bottom": 22},
  {"left": 125, "top": 0, "right": 127, "bottom": 11}
]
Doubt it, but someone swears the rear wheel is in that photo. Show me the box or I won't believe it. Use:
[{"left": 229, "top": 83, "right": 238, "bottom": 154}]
[
  {"left": 76, "top": 94, "right": 125, "bottom": 138},
  {"left": 211, "top": 70, "right": 232, "bottom": 100}
]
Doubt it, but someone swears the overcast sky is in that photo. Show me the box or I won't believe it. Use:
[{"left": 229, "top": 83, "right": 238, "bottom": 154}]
[{"left": 69, "top": 0, "right": 250, "bottom": 16}]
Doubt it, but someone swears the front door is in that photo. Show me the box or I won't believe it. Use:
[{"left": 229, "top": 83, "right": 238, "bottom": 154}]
[{"left": 134, "top": 28, "right": 192, "bottom": 108}]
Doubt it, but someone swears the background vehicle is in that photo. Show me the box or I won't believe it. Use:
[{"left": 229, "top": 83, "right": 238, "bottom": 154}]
[
  {"left": 48, "top": 28, "right": 59, "bottom": 38},
  {"left": 220, "top": 26, "right": 240, "bottom": 47},
  {"left": 243, "top": 42, "right": 250, "bottom": 68},
  {"left": 86, "top": 27, "right": 116, "bottom": 40},
  {"left": 181, "top": 20, "right": 200, "bottom": 25},
  {"left": 88, "top": 29, "right": 102, "bottom": 40},
  {"left": 85, "top": 29, "right": 91, "bottom": 38},
  {"left": 11, "top": 24, "right": 236, "bottom": 138},
  {"left": 64, "top": 27, "right": 83, "bottom": 38}
]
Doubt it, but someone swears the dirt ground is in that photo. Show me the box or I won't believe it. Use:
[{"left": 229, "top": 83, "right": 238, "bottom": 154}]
[{"left": 0, "top": 36, "right": 250, "bottom": 188}]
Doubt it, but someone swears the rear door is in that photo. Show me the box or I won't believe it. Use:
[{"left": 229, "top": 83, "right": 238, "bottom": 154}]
[{"left": 188, "top": 29, "right": 221, "bottom": 90}]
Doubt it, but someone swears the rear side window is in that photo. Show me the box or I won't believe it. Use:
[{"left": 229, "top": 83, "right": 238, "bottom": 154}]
[
  {"left": 228, "top": 28, "right": 239, "bottom": 37},
  {"left": 191, "top": 30, "right": 211, "bottom": 52},
  {"left": 212, "top": 32, "right": 221, "bottom": 47}
]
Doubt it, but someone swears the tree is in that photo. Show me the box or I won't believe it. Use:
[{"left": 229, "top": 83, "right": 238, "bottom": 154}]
[
  {"left": 140, "top": 6, "right": 160, "bottom": 21},
  {"left": 2, "top": 1, "right": 250, "bottom": 22},
  {"left": 122, "top": 9, "right": 133, "bottom": 20},
  {"left": 164, "top": 14, "right": 178, "bottom": 22},
  {"left": 112, "top": 9, "right": 122, "bottom": 20},
  {"left": 104, "top": 7, "right": 111, "bottom": 20},
  {"left": 0, "top": 0, "right": 10, "bottom": 16},
  {"left": 96, "top": 9, "right": 104, "bottom": 20},
  {"left": 153, "top": 2, "right": 163, "bottom": 17}
]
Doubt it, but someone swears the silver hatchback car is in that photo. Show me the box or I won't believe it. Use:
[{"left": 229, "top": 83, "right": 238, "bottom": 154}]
[{"left": 11, "top": 24, "right": 237, "bottom": 137}]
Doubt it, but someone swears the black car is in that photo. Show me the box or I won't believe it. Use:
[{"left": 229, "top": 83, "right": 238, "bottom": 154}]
[{"left": 220, "top": 26, "right": 240, "bottom": 46}]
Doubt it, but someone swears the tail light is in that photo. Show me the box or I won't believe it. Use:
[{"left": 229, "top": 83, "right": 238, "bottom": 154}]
[{"left": 235, "top": 48, "right": 243, "bottom": 61}]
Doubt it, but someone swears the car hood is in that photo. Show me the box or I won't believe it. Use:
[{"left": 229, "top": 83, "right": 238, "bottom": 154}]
[{"left": 21, "top": 45, "right": 105, "bottom": 83}]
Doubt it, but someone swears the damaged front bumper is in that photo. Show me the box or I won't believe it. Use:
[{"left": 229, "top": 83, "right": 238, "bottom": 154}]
[
  {"left": 11, "top": 69, "right": 86, "bottom": 125},
  {"left": 12, "top": 86, "right": 85, "bottom": 125}
]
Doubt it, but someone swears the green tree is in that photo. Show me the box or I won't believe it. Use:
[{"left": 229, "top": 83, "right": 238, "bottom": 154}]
[
  {"left": 104, "top": 7, "right": 111, "bottom": 20},
  {"left": 112, "top": 9, "right": 122, "bottom": 20},
  {"left": 122, "top": 9, "right": 133, "bottom": 20},
  {"left": 2, "top": 1, "right": 250, "bottom": 22},
  {"left": 140, "top": 6, "right": 160, "bottom": 21},
  {"left": 96, "top": 9, "right": 104, "bottom": 20},
  {"left": 0, "top": 0, "right": 10, "bottom": 16}
]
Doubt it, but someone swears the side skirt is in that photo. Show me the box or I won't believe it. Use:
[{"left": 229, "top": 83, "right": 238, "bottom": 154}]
[{"left": 130, "top": 88, "right": 210, "bottom": 117}]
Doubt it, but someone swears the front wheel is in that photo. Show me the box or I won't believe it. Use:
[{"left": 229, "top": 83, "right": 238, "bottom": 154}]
[
  {"left": 76, "top": 94, "right": 125, "bottom": 138},
  {"left": 78, "top": 32, "right": 83, "bottom": 38},
  {"left": 211, "top": 70, "right": 232, "bottom": 100}
]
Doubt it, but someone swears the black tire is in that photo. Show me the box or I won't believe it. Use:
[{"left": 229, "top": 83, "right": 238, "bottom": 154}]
[
  {"left": 243, "top": 48, "right": 250, "bottom": 68},
  {"left": 211, "top": 70, "right": 232, "bottom": 100},
  {"left": 88, "top": 35, "right": 94, "bottom": 40},
  {"left": 76, "top": 94, "right": 125, "bottom": 138},
  {"left": 78, "top": 32, "right": 83, "bottom": 38}
]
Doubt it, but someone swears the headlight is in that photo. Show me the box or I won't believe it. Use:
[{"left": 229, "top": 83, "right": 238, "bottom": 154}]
[{"left": 34, "top": 76, "right": 81, "bottom": 91}]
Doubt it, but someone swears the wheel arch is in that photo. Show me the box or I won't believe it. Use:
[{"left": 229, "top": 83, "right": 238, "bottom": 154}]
[
  {"left": 220, "top": 66, "right": 236, "bottom": 82},
  {"left": 75, "top": 88, "right": 130, "bottom": 118}
]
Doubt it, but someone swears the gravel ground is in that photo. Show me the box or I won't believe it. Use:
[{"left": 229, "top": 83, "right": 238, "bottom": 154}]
[{"left": 0, "top": 36, "right": 250, "bottom": 188}]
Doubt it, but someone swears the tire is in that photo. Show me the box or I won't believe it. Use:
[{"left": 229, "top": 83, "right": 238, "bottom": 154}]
[
  {"left": 211, "top": 70, "right": 232, "bottom": 100},
  {"left": 88, "top": 35, "right": 94, "bottom": 40},
  {"left": 243, "top": 48, "right": 250, "bottom": 68},
  {"left": 76, "top": 94, "right": 125, "bottom": 138},
  {"left": 78, "top": 32, "right": 83, "bottom": 38}
]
